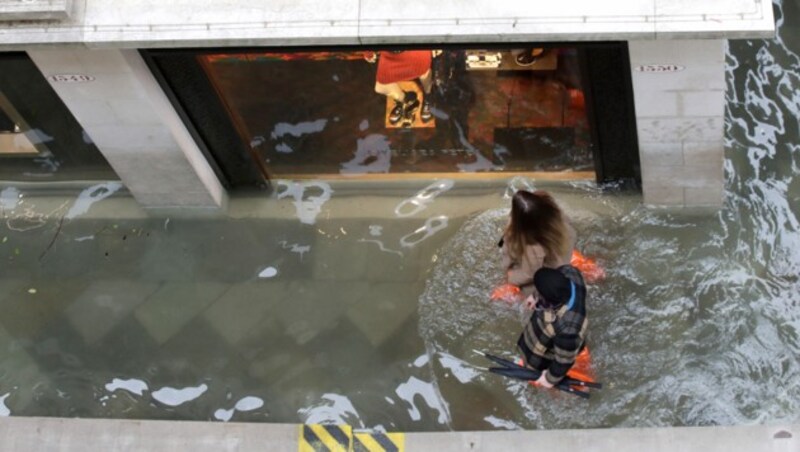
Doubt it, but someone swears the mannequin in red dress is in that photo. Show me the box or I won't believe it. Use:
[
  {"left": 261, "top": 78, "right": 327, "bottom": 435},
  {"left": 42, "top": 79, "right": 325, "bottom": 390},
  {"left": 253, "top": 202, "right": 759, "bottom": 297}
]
[{"left": 365, "top": 50, "right": 437, "bottom": 125}]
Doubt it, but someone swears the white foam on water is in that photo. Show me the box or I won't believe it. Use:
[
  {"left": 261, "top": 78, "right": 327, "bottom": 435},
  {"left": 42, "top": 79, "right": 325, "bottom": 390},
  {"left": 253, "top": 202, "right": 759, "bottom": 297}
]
[
  {"left": 276, "top": 180, "right": 333, "bottom": 225},
  {"left": 214, "top": 408, "right": 235, "bottom": 422},
  {"left": 271, "top": 119, "right": 327, "bottom": 139},
  {"left": 151, "top": 384, "right": 208, "bottom": 407},
  {"left": 105, "top": 378, "right": 148, "bottom": 396},
  {"left": 235, "top": 396, "right": 264, "bottom": 411},
  {"left": 213, "top": 396, "right": 264, "bottom": 422},
  {"left": 74, "top": 235, "right": 95, "bottom": 242},
  {"left": 0, "top": 393, "right": 10, "bottom": 416},
  {"left": 483, "top": 415, "right": 520, "bottom": 430},
  {"left": 412, "top": 354, "right": 429, "bottom": 367},
  {"left": 279, "top": 240, "right": 311, "bottom": 259},
  {"left": 0, "top": 187, "right": 20, "bottom": 211},
  {"left": 368, "top": 225, "right": 383, "bottom": 236},
  {"left": 436, "top": 352, "right": 481, "bottom": 383},
  {"left": 358, "top": 238, "right": 403, "bottom": 257},
  {"left": 65, "top": 182, "right": 123, "bottom": 220},
  {"left": 258, "top": 266, "right": 278, "bottom": 278},
  {"left": 394, "top": 377, "right": 450, "bottom": 424},
  {"left": 298, "top": 393, "right": 363, "bottom": 427}
]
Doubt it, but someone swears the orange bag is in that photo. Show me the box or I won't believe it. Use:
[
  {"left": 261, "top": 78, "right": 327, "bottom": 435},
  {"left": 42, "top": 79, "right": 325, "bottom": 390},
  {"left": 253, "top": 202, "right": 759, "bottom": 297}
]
[
  {"left": 571, "top": 250, "right": 605, "bottom": 283},
  {"left": 490, "top": 283, "right": 521, "bottom": 303}
]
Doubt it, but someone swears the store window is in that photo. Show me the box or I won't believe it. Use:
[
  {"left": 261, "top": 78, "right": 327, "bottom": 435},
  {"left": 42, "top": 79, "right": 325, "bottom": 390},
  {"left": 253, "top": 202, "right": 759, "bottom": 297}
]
[
  {"left": 199, "top": 47, "right": 592, "bottom": 178},
  {"left": 146, "top": 43, "right": 641, "bottom": 189},
  {"left": 0, "top": 52, "right": 117, "bottom": 181}
]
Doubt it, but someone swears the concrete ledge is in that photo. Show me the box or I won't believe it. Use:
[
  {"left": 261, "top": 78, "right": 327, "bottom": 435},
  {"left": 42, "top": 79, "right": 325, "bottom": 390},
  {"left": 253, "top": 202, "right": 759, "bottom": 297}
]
[
  {"left": 0, "top": 416, "right": 796, "bottom": 452},
  {"left": 0, "top": 0, "right": 72, "bottom": 22},
  {"left": 0, "top": 0, "right": 775, "bottom": 49}
]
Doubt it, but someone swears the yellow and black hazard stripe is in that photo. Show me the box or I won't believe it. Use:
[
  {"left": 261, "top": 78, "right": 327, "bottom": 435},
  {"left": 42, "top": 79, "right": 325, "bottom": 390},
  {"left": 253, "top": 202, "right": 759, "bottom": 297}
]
[
  {"left": 353, "top": 431, "right": 404, "bottom": 452},
  {"left": 298, "top": 424, "right": 352, "bottom": 452}
]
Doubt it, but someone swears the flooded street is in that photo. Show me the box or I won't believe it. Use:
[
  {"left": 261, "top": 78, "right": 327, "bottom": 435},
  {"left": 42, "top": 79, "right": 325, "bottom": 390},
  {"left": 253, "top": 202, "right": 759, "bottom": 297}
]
[{"left": 1, "top": 0, "right": 799, "bottom": 433}]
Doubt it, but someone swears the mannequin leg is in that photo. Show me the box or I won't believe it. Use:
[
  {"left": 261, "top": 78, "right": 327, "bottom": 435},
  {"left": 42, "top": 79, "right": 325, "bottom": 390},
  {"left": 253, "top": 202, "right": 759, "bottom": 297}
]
[{"left": 418, "top": 70, "right": 434, "bottom": 122}]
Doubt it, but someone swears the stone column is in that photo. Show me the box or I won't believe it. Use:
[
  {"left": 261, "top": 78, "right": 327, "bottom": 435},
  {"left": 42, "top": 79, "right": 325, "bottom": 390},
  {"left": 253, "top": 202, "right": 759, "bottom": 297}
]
[
  {"left": 628, "top": 39, "right": 726, "bottom": 207},
  {"left": 26, "top": 48, "right": 227, "bottom": 213}
]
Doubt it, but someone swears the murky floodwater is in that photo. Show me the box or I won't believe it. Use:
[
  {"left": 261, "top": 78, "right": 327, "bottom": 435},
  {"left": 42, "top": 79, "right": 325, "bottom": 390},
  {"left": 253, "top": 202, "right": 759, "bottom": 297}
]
[{"left": 1, "top": 0, "right": 800, "bottom": 432}]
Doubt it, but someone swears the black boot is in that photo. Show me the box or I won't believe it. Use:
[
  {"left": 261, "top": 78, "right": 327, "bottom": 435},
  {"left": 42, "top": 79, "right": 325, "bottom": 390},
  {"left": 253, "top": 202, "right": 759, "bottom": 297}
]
[
  {"left": 420, "top": 95, "right": 433, "bottom": 123},
  {"left": 389, "top": 99, "right": 404, "bottom": 125},
  {"left": 401, "top": 91, "right": 419, "bottom": 125}
]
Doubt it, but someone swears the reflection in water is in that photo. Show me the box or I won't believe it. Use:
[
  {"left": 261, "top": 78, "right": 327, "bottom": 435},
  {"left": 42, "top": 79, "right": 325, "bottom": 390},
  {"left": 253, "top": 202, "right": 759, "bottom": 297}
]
[
  {"left": 399, "top": 215, "right": 449, "bottom": 248},
  {"left": 394, "top": 179, "right": 454, "bottom": 217}
]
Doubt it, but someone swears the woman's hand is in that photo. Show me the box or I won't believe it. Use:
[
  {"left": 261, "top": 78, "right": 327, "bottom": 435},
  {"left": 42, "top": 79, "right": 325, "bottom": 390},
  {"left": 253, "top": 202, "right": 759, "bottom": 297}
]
[
  {"left": 524, "top": 295, "right": 538, "bottom": 310},
  {"left": 364, "top": 52, "right": 378, "bottom": 63}
]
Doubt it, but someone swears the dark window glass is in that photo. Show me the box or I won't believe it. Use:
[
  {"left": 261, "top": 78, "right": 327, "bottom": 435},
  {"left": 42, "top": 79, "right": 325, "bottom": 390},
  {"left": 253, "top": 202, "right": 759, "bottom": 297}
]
[
  {"left": 198, "top": 48, "right": 593, "bottom": 179},
  {"left": 0, "top": 52, "right": 117, "bottom": 181}
]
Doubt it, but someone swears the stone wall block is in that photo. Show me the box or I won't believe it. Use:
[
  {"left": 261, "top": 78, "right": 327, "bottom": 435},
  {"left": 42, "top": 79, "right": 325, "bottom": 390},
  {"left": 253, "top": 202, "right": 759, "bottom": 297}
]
[{"left": 639, "top": 142, "right": 684, "bottom": 166}]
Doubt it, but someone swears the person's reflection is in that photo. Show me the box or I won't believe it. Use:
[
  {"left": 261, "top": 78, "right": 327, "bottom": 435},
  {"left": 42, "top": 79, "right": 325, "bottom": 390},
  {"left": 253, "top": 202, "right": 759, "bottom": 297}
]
[{"left": 365, "top": 50, "right": 437, "bottom": 126}]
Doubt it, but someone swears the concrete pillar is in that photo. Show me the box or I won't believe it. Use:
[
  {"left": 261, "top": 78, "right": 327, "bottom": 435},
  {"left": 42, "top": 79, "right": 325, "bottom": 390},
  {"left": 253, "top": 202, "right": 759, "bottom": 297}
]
[
  {"left": 26, "top": 48, "right": 227, "bottom": 213},
  {"left": 629, "top": 39, "right": 726, "bottom": 207}
]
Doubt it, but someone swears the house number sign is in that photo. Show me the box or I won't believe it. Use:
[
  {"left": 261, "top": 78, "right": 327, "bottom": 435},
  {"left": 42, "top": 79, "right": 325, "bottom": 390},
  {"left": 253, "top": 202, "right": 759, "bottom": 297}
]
[
  {"left": 635, "top": 65, "right": 685, "bottom": 73},
  {"left": 47, "top": 74, "right": 96, "bottom": 83}
]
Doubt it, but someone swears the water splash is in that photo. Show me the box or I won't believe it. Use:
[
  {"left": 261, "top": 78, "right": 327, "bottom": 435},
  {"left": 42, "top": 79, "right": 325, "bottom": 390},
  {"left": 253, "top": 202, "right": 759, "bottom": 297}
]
[{"left": 299, "top": 393, "right": 363, "bottom": 427}]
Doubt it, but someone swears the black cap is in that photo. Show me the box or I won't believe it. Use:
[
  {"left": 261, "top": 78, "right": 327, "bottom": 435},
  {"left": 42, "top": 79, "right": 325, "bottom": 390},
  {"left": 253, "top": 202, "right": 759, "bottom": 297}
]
[{"left": 533, "top": 268, "right": 572, "bottom": 306}]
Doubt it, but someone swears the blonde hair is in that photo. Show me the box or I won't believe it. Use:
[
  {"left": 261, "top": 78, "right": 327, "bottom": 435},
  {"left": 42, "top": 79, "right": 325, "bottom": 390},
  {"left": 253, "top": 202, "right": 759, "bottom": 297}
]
[{"left": 505, "top": 190, "right": 570, "bottom": 266}]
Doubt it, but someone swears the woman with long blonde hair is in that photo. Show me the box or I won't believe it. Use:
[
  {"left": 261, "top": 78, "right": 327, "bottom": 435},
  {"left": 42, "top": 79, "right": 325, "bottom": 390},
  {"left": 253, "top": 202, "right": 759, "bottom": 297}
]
[{"left": 501, "top": 190, "right": 575, "bottom": 300}]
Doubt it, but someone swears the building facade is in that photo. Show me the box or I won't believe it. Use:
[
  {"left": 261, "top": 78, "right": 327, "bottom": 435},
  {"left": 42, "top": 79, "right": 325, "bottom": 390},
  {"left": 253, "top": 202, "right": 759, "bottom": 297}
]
[{"left": 0, "top": 0, "right": 775, "bottom": 211}]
